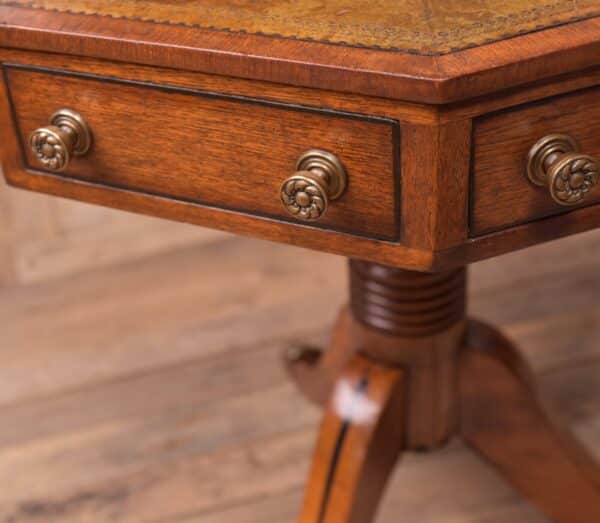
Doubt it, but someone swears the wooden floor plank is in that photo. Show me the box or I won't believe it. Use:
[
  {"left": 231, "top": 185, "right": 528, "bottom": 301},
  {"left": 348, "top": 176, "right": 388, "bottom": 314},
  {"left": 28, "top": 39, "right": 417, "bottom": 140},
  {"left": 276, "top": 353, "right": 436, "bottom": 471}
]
[
  {"left": 2, "top": 231, "right": 600, "bottom": 408},
  {"left": 0, "top": 237, "right": 344, "bottom": 407},
  {"left": 1, "top": 231, "right": 600, "bottom": 522},
  {"left": 1, "top": 327, "right": 598, "bottom": 522}
]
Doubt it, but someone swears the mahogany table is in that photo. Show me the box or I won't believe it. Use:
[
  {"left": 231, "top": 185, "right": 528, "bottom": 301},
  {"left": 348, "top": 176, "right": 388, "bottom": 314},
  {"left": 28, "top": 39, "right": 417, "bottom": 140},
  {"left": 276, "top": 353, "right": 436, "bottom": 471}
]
[{"left": 0, "top": 2, "right": 599, "bottom": 521}]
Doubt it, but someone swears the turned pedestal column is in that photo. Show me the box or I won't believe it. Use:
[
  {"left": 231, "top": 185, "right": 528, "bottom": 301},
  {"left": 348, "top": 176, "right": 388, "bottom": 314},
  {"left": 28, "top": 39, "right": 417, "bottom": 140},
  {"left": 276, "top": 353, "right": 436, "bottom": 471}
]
[{"left": 286, "top": 260, "right": 600, "bottom": 523}]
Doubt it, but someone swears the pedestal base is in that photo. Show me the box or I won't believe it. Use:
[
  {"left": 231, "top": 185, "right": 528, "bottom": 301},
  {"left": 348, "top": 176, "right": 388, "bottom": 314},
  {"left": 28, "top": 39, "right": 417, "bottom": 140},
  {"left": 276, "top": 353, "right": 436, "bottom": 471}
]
[{"left": 286, "top": 261, "right": 600, "bottom": 523}]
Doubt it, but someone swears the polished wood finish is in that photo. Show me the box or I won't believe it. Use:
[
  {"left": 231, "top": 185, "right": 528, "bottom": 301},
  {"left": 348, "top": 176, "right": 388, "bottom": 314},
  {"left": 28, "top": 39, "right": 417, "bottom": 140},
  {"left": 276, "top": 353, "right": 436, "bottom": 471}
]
[
  {"left": 349, "top": 321, "right": 466, "bottom": 451},
  {"left": 0, "top": 6, "right": 598, "bottom": 103},
  {"left": 299, "top": 356, "right": 405, "bottom": 523},
  {"left": 6, "top": 65, "right": 398, "bottom": 240},
  {"left": 0, "top": 48, "right": 599, "bottom": 270},
  {"left": 289, "top": 263, "right": 463, "bottom": 457},
  {"left": 6, "top": 0, "right": 597, "bottom": 56},
  {"left": 289, "top": 261, "right": 468, "bottom": 450},
  {"left": 0, "top": 51, "right": 437, "bottom": 271},
  {"left": 287, "top": 308, "right": 466, "bottom": 451},
  {"left": 349, "top": 260, "right": 466, "bottom": 337},
  {"left": 2, "top": 233, "right": 600, "bottom": 522},
  {"left": 461, "top": 320, "right": 600, "bottom": 523},
  {"left": 471, "top": 86, "right": 600, "bottom": 235},
  {"left": 292, "top": 261, "right": 600, "bottom": 523},
  {"left": 0, "top": 5, "right": 599, "bottom": 522},
  {"left": 347, "top": 261, "right": 466, "bottom": 449},
  {"left": 284, "top": 308, "right": 358, "bottom": 407},
  {"left": 400, "top": 120, "right": 472, "bottom": 251}
]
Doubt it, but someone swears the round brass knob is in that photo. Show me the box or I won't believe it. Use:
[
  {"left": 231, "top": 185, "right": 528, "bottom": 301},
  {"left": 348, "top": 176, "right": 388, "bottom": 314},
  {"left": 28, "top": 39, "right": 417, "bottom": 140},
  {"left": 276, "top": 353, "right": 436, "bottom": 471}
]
[
  {"left": 29, "top": 109, "right": 92, "bottom": 172},
  {"left": 280, "top": 149, "right": 347, "bottom": 221},
  {"left": 527, "top": 134, "right": 599, "bottom": 206}
]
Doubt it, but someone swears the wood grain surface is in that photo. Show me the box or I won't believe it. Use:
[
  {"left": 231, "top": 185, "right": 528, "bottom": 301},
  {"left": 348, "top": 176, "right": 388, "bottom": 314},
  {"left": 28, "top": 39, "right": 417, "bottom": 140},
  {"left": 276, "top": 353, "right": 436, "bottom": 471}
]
[
  {"left": 0, "top": 231, "right": 599, "bottom": 522},
  {"left": 6, "top": 65, "right": 399, "bottom": 241},
  {"left": 1, "top": 50, "right": 600, "bottom": 271},
  {"left": 299, "top": 356, "right": 405, "bottom": 523},
  {"left": 3, "top": 0, "right": 598, "bottom": 55},
  {"left": 461, "top": 320, "right": 600, "bottom": 523},
  {"left": 471, "top": 86, "right": 600, "bottom": 236},
  {"left": 0, "top": 6, "right": 597, "bottom": 103}
]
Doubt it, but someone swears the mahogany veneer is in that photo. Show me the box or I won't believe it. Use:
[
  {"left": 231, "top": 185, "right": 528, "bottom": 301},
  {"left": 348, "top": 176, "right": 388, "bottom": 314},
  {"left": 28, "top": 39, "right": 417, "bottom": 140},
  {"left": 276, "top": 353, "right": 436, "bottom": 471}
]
[
  {"left": 471, "top": 86, "right": 600, "bottom": 235},
  {"left": 5, "top": 65, "right": 399, "bottom": 240},
  {"left": 0, "top": 2, "right": 598, "bottom": 522}
]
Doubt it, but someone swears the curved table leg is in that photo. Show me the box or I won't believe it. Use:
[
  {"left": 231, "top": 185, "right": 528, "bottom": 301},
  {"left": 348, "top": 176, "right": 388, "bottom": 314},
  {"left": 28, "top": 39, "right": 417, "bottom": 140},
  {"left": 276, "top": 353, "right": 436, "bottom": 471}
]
[
  {"left": 285, "top": 308, "right": 358, "bottom": 406},
  {"left": 299, "top": 355, "right": 406, "bottom": 523},
  {"left": 459, "top": 320, "right": 600, "bottom": 523}
]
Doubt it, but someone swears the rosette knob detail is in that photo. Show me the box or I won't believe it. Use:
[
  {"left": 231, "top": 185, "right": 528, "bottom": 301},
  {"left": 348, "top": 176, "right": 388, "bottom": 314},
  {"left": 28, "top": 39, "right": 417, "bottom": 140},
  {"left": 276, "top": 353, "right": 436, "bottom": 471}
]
[
  {"left": 29, "top": 109, "right": 92, "bottom": 172},
  {"left": 527, "top": 134, "right": 599, "bottom": 206},
  {"left": 280, "top": 149, "right": 347, "bottom": 222}
]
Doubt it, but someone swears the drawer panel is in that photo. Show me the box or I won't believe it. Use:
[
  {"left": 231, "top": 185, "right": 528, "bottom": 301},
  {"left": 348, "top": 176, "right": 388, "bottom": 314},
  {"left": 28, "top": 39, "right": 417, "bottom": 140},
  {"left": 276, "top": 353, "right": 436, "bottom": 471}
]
[
  {"left": 5, "top": 65, "right": 400, "bottom": 240},
  {"left": 470, "top": 87, "right": 600, "bottom": 236}
]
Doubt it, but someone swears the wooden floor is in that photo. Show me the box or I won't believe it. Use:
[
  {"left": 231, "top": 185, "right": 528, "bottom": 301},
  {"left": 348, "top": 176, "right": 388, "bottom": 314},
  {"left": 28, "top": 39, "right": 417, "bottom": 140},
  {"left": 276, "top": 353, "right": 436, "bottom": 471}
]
[{"left": 1, "top": 230, "right": 600, "bottom": 523}]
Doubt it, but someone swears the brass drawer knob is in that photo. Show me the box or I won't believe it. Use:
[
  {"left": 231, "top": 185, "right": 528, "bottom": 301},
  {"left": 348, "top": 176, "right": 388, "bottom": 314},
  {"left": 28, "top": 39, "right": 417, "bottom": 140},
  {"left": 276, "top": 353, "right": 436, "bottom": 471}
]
[
  {"left": 280, "top": 149, "right": 347, "bottom": 221},
  {"left": 527, "top": 134, "right": 599, "bottom": 206},
  {"left": 29, "top": 109, "right": 92, "bottom": 172}
]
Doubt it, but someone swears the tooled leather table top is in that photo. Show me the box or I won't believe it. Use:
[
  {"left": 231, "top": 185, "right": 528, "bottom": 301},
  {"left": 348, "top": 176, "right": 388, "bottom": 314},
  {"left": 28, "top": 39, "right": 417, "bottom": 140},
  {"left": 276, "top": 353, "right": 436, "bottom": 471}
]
[{"left": 2, "top": 0, "right": 599, "bottom": 55}]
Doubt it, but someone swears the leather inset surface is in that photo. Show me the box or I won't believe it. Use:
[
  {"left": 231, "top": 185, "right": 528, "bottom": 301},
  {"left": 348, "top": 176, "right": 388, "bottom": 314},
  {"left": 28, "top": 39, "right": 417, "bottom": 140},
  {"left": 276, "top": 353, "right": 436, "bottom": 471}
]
[{"left": 2, "top": 0, "right": 599, "bottom": 55}]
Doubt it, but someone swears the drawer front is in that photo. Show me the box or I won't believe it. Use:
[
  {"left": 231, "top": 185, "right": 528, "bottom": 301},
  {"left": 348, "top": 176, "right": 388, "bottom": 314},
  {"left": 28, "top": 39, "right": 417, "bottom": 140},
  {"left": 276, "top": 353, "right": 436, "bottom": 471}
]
[
  {"left": 470, "top": 87, "right": 600, "bottom": 236},
  {"left": 5, "top": 65, "right": 400, "bottom": 240}
]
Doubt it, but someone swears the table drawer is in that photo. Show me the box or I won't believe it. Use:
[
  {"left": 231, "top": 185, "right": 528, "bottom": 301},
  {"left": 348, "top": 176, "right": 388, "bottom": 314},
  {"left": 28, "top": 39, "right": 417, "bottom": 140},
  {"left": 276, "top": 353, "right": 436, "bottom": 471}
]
[
  {"left": 5, "top": 65, "right": 400, "bottom": 240},
  {"left": 470, "top": 87, "right": 600, "bottom": 236}
]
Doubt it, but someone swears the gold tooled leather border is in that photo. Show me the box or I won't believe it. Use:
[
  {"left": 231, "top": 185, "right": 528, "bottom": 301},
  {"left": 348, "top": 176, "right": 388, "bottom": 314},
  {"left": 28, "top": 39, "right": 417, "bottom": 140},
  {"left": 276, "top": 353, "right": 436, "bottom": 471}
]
[{"left": 1, "top": 1, "right": 599, "bottom": 55}]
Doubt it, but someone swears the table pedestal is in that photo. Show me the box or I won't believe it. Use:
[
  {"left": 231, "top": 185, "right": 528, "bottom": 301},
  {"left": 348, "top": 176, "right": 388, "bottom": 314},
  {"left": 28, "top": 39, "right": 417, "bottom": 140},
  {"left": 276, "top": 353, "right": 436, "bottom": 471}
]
[{"left": 286, "top": 260, "right": 600, "bottom": 523}]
